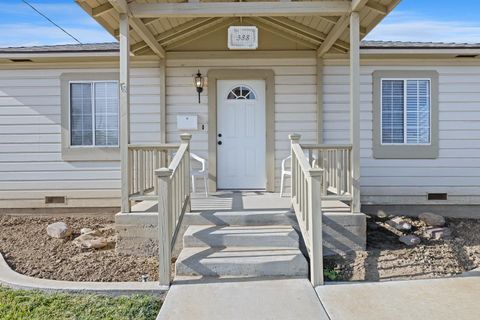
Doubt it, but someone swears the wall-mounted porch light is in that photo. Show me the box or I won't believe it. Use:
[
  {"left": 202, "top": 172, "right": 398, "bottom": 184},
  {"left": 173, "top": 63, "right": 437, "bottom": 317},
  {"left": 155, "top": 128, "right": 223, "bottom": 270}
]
[{"left": 193, "top": 70, "right": 204, "bottom": 103}]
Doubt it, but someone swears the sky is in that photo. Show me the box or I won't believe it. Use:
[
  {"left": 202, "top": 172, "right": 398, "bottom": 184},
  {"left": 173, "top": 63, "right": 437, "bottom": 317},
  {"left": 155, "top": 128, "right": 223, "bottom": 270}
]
[{"left": 0, "top": 0, "right": 479, "bottom": 47}]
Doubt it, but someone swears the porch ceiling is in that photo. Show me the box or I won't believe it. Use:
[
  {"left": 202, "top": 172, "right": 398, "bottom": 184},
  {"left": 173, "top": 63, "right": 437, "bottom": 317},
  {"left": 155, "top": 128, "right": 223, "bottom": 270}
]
[{"left": 76, "top": 0, "right": 400, "bottom": 57}]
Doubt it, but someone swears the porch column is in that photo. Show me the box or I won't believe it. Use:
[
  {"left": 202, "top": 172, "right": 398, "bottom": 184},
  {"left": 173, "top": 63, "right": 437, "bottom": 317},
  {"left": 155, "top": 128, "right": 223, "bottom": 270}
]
[
  {"left": 120, "top": 13, "right": 131, "bottom": 213},
  {"left": 350, "top": 11, "right": 361, "bottom": 212}
]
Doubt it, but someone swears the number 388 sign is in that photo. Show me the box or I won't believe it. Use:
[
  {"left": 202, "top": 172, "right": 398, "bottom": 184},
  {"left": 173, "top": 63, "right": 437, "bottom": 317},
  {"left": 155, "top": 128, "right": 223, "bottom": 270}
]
[{"left": 228, "top": 26, "right": 258, "bottom": 50}]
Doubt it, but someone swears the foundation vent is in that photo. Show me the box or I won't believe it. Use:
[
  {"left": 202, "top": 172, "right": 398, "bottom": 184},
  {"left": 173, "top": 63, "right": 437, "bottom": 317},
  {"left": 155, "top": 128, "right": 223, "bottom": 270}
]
[
  {"left": 45, "top": 196, "right": 66, "bottom": 204},
  {"left": 427, "top": 193, "right": 448, "bottom": 201},
  {"left": 455, "top": 55, "right": 478, "bottom": 58},
  {"left": 9, "top": 59, "right": 33, "bottom": 63}
]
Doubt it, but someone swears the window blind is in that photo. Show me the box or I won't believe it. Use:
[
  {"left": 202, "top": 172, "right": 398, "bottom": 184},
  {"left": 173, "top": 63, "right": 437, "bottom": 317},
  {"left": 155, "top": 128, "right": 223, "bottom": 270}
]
[
  {"left": 381, "top": 79, "right": 430, "bottom": 145},
  {"left": 70, "top": 83, "right": 93, "bottom": 146},
  {"left": 94, "top": 82, "right": 119, "bottom": 146},
  {"left": 70, "top": 82, "right": 119, "bottom": 147},
  {"left": 381, "top": 80, "right": 404, "bottom": 144}
]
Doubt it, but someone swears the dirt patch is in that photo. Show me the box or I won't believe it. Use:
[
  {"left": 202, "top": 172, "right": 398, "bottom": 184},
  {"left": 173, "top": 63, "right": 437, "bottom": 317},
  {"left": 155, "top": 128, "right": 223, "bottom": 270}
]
[
  {"left": 325, "top": 216, "right": 480, "bottom": 282},
  {"left": 0, "top": 215, "right": 159, "bottom": 282}
]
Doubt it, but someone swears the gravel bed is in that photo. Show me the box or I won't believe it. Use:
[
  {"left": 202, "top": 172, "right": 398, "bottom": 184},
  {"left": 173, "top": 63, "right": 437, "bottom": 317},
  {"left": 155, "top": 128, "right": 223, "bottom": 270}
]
[
  {"left": 324, "top": 216, "right": 480, "bottom": 281},
  {"left": 0, "top": 215, "right": 159, "bottom": 282}
]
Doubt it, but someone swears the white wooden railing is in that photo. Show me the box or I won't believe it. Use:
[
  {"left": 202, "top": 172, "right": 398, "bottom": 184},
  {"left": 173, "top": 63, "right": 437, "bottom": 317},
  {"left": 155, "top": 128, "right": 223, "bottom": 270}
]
[
  {"left": 290, "top": 134, "right": 324, "bottom": 286},
  {"left": 155, "top": 133, "right": 191, "bottom": 286},
  {"left": 302, "top": 144, "right": 354, "bottom": 210},
  {"left": 127, "top": 144, "right": 179, "bottom": 201},
  {"left": 290, "top": 134, "right": 355, "bottom": 286}
]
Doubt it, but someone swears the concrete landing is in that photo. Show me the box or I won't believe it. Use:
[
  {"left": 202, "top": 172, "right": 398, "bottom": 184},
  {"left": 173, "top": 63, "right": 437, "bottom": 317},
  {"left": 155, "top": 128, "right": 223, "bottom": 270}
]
[
  {"left": 316, "top": 277, "right": 480, "bottom": 320},
  {"left": 157, "top": 278, "right": 330, "bottom": 320}
]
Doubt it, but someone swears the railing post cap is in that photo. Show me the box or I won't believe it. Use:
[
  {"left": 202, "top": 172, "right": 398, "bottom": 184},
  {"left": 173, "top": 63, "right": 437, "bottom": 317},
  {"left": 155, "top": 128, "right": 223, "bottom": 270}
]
[
  {"left": 180, "top": 133, "right": 192, "bottom": 142},
  {"left": 155, "top": 167, "right": 173, "bottom": 177},
  {"left": 308, "top": 168, "right": 324, "bottom": 177},
  {"left": 289, "top": 133, "right": 301, "bottom": 141}
]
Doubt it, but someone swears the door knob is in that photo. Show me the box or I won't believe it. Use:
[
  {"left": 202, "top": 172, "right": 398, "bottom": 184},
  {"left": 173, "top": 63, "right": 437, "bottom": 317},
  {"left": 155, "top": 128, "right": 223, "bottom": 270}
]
[{"left": 218, "top": 141, "right": 222, "bottom": 145}]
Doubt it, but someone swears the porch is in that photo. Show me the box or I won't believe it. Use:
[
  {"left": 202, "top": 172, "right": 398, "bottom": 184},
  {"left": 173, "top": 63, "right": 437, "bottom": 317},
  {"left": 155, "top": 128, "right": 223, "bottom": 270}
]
[
  {"left": 116, "top": 137, "right": 365, "bottom": 286},
  {"left": 77, "top": 0, "right": 400, "bottom": 287}
]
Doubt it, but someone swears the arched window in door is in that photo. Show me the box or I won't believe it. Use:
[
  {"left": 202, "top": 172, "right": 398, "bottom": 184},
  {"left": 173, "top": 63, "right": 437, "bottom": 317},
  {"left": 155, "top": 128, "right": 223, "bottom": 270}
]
[{"left": 227, "top": 85, "right": 256, "bottom": 100}]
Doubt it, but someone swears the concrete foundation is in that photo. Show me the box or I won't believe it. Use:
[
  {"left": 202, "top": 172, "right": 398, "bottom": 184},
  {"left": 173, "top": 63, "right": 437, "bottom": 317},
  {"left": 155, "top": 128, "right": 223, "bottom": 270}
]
[
  {"left": 322, "top": 211, "right": 366, "bottom": 255},
  {"left": 363, "top": 204, "right": 480, "bottom": 219},
  {"left": 115, "top": 210, "right": 366, "bottom": 257}
]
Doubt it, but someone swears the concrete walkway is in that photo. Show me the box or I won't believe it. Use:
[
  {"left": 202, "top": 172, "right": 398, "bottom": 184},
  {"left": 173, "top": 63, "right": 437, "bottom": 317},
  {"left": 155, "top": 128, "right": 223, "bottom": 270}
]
[
  {"left": 157, "top": 278, "right": 330, "bottom": 320},
  {"left": 316, "top": 277, "right": 480, "bottom": 320},
  {"left": 158, "top": 275, "right": 480, "bottom": 320}
]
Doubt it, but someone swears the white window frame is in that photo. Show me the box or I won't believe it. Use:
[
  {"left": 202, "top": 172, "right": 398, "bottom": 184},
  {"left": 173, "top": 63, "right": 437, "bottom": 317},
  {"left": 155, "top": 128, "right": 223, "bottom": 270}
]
[
  {"left": 68, "top": 80, "right": 120, "bottom": 148},
  {"left": 380, "top": 78, "right": 432, "bottom": 146}
]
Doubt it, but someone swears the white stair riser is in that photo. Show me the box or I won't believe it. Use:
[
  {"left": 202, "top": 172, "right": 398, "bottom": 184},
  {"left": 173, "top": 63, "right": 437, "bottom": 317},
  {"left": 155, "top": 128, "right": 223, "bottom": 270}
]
[
  {"left": 183, "top": 226, "right": 300, "bottom": 248},
  {"left": 175, "top": 248, "right": 308, "bottom": 278},
  {"left": 183, "top": 211, "right": 296, "bottom": 226}
]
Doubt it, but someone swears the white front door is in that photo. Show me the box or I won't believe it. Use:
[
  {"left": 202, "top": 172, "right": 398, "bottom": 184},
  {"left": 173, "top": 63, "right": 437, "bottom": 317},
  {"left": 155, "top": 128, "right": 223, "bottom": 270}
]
[{"left": 217, "top": 80, "right": 266, "bottom": 189}]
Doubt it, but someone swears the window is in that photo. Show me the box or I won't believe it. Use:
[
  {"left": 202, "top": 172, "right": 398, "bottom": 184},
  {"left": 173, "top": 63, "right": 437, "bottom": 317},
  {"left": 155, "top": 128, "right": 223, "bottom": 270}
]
[
  {"left": 70, "top": 81, "right": 119, "bottom": 147},
  {"left": 381, "top": 79, "right": 430, "bottom": 145},
  {"left": 227, "top": 86, "right": 256, "bottom": 100},
  {"left": 373, "top": 71, "right": 438, "bottom": 159},
  {"left": 60, "top": 73, "right": 120, "bottom": 161}
]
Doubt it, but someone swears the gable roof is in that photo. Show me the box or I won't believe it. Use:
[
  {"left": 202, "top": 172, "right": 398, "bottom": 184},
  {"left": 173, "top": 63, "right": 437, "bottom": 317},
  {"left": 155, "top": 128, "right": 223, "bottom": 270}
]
[{"left": 76, "top": 0, "right": 401, "bottom": 56}]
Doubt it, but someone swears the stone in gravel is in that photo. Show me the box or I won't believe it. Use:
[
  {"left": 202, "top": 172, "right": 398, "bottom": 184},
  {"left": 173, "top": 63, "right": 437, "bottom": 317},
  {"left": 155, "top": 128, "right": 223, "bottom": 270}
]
[
  {"left": 46, "top": 222, "right": 72, "bottom": 239},
  {"left": 80, "top": 228, "right": 93, "bottom": 235},
  {"left": 80, "top": 228, "right": 101, "bottom": 236},
  {"left": 376, "top": 211, "right": 388, "bottom": 219},
  {"left": 419, "top": 212, "right": 445, "bottom": 227},
  {"left": 73, "top": 234, "right": 108, "bottom": 249},
  {"left": 386, "top": 217, "right": 412, "bottom": 231},
  {"left": 399, "top": 235, "right": 421, "bottom": 246},
  {"left": 426, "top": 227, "right": 452, "bottom": 240}
]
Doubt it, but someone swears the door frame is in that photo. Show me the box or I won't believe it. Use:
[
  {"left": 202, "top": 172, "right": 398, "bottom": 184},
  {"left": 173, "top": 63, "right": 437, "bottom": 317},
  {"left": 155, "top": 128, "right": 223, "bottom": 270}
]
[{"left": 208, "top": 69, "right": 275, "bottom": 192}]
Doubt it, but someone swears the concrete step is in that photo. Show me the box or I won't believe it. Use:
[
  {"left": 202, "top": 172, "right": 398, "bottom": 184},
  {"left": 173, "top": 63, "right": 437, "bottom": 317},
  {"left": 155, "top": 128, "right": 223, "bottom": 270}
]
[
  {"left": 175, "top": 247, "right": 308, "bottom": 278},
  {"left": 183, "top": 210, "right": 296, "bottom": 226},
  {"left": 183, "top": 225, "right": 300, "bottom": 248}
]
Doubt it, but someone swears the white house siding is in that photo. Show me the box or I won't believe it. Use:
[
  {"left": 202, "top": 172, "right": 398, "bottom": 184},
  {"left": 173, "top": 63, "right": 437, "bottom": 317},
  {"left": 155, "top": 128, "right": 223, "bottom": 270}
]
[
  {"left": 0, "top": 66, "right": 161, "bottom": 208},
  {"left": 165, "top": 57, "right": 318, "bottom": 191},
  {"left": 323, "top": 59, "right": 480, "bottom": 205}
]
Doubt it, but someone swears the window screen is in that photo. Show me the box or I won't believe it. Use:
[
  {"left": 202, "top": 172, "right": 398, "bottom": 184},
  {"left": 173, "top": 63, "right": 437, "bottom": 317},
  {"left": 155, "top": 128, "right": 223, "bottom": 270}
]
[
  {"left": 70, "top": 81, "right": 119, "bottom": 147},
  {"left": 381, "top": 79, "right": 430, "bottom": 145}
]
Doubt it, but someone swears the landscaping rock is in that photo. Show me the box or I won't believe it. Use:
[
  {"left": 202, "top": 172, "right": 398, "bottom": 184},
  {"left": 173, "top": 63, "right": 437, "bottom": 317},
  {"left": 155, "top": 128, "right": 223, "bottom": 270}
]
[
  {"left": 426, "top": 227, "right": 452, "bottom": 240},
  {"left": 46, "top": 222, "right": 72, "bottom": 239},
  {"left": 419, "top": 212, "right": 445, "bottom": 227},
  {"left": 80, "top": 228, "right": 93, "bottom": 235},
  {"left": 386, "top": 217, "right": 412, "bottom": 231},
  {"left": 399, "top": 235, "right": 421, "bottom": 246},
  {"left": 80, "top": 228, "right": 100, "bottom": 236},
  {"left": 376, "top": 211, "right": 388, "bottom": 219},
  {"left": 73, "top": 234, "right": 108, "bottom": 249}
]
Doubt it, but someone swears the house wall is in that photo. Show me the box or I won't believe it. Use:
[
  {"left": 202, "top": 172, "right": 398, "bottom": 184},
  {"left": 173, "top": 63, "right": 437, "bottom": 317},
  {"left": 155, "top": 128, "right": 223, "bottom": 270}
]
[
  {"left": 165, "top": 55, "right": 318, "bottom": 191},
  {"left": 323, "top": 59, "right": 480, "bottom": 205},
  {"left": 1, "top": 55, "right": 479, "bottom": 209},
  {"left": 0, "top": 65, "right": 161, "bottom": 208}
]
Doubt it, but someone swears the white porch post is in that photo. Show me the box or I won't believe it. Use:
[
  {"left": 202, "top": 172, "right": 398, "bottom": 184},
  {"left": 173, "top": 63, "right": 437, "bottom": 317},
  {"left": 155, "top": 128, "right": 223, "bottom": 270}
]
[
  {"left": 350, "top": 11, "right": 361, "bottom": 212},
  {"left": 120, "top": 13, "right": 131, "bottom": 213}
]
